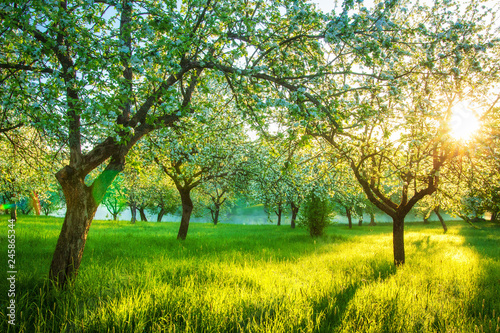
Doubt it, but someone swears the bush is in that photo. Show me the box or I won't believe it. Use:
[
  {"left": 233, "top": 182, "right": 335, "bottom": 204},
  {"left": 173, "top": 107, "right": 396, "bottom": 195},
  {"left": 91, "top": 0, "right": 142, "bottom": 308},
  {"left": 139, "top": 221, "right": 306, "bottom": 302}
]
[{"left": 299, "top": 190, "right": 333, "bottom": 237}]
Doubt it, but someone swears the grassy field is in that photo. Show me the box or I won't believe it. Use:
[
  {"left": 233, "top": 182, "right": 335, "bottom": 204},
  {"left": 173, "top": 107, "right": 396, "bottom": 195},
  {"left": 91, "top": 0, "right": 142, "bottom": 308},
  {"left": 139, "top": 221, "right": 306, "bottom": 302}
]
[{"left": 0, "top": 216, "right": 499, "bottom": 333}]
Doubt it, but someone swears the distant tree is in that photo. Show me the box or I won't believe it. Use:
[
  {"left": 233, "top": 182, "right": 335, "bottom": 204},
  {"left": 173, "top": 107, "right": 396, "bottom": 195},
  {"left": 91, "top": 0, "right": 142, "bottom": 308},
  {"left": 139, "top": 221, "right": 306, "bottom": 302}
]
[
  {"left": 331, "top": 163, "right": 366, "bottom": 229},
  {"left": 198, "top": 179, "right": 237, "bottom": 225},
  {"left": 102, "top": 176, "right": 128, "bottom": 221},
  {"left": 150, "top": 110, "right": 251, "bottom": 239},
  {"left": 464, "top": 103, "right": 500, "bottom": 222},
  {"left": 150, "top": 185, "right": 180, "bottom": 223},
  {"left": 414, "top": 194, "right": 449, "bottom": 232},
  {"left": 249, "top": 132, "right": 326, "bottom": 228}
]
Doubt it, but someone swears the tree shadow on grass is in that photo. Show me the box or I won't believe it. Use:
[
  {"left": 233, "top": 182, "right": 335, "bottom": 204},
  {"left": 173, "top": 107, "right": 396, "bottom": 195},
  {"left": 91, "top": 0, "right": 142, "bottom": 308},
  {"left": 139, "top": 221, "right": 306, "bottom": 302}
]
[
  {"left": 82, "top": 225, "right": 355, "bottom": 267},
  {"left": 409, "top": 235, "right": 442, "bottom": 258},
  {"left": 312, "top": 258, "right": 397, "bottom": 332},
  {"left": 458, "top": 223, "right": 500, "bottom": 331}
]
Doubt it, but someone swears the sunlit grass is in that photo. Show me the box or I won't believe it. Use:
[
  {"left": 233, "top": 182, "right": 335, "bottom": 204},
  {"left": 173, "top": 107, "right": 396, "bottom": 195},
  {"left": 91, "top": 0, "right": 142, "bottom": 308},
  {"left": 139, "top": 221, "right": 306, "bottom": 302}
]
[{"left": 1, "top": 216, "right": 499, "bottom": 332}]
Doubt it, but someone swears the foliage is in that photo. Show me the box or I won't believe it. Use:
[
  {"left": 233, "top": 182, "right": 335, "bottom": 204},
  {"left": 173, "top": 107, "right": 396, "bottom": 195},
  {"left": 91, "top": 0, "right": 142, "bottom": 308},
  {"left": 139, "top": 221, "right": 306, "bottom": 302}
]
[{"left": 299, "top": 189, "right": 334, "bottom": 237}]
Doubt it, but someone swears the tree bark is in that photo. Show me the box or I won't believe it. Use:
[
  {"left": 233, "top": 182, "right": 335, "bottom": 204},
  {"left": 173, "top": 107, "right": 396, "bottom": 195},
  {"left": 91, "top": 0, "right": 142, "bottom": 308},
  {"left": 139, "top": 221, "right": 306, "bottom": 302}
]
[
  {"left": 290, "top": 202, "right": 299, "bottom": 229},
  {"left": 138, "top": 207, "right": 147, "bottom": 221},
  {"left": 157, "top": 207, "right": 165, "bottom": 222},
  {"left": 434, "top": 206, "right": 447, "bottom": 233},
  {"left": 346, "top": 207, "right": 352, "bottom": 229},
  {"left": 177, "top": 188, "right": 193, "bottom": 240},
  {"left": 393, "top": 215, "right": 405, "bottom": 265},
  {"left": 49, "top": 173, "right": 97, "bottom": 287}
]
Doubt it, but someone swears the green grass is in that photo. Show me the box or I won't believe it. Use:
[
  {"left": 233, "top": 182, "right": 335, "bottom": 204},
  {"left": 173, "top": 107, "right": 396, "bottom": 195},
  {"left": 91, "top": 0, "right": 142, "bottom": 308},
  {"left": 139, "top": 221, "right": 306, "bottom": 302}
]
[{"left": 1, "top": 216, "right": 499, "bottom": 332}]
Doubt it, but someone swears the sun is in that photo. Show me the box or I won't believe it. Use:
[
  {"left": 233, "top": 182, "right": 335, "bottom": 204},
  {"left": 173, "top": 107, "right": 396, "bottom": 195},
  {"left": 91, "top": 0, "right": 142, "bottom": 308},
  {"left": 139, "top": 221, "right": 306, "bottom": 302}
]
[{"left": 449, "top": 103, "right": 480, "bottom": 141}]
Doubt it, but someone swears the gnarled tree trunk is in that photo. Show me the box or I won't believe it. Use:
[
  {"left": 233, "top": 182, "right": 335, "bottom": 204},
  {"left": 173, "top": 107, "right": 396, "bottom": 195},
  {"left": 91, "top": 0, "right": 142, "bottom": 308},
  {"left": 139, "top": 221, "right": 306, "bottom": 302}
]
[
  {"left": 49, "top": 166, "right": 121, "bottom": 287},
  {"left": 490, "top": 210, "right": 498, "bottom": 223},
  {"left": 10, "top": 203, "right": 17, "bottom": 221}
]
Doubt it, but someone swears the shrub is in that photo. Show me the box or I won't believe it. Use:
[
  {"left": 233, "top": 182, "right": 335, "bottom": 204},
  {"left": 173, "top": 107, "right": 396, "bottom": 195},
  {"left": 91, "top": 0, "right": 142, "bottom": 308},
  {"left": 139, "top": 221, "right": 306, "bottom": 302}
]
[{"left": 299, "top": 190, "right": 333, "bottom": 237}]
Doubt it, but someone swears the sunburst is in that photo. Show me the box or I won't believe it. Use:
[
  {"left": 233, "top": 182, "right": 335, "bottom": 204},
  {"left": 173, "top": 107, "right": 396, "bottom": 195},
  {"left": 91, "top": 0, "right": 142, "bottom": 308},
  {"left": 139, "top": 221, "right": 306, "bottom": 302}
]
[{"left": 449, "top": 103, "right": 480, "bottom": 141}]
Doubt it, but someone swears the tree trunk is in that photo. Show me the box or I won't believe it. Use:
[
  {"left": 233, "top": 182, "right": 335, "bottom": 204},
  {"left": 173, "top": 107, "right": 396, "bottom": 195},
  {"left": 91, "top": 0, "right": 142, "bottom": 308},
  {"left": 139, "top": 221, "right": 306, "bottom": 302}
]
[
  {"left": 212, "top": 204, "right": 220, "bottom": 225},
  {"left": 157, "top": 207, "right": 165, "bottom": 222},
  {"left": 138, "top": 207, "right": 147, "bottom": 221},
  {"left": 491, "top": 210, "right": 498, "bottom": 222},
  {"left": 290, "top": 202, "right": 299, "bottom": 229},
  {"left": 346, "top": 207, "right": 352, "bottom": 229},
  {"left": 49, "top": 175, "right": 98, "bottom": 287},
  {"left": 423, "top": 216, "right": 430, "bottom": 224},
  {"left": 20, "top": 207, "right": 32, "bottom": 215},
  {"left": 112, "top": 213, "right": 118, "bottom": 221},
  {"left": 130, "top": 202, "right": 137, "bottom": 224},
  {"left": 434, "top": 206, "right": 447, "bottom": 233},
  {"left": 276, "top": 204, "right": 282, "bottom": 226},
  {"left": 392, "top": 215, "right": 405, "bottom": 265},
  {"left": 369, "top": 213, "right": 376, "bottom": 226},
  {"left": 358, "top": 215, "right": 363, "bottom": 226},
  {"left": 177, "top": 188, "right": 193, "bottom": 240},
  {"left": 10, "top": 203, "right": 17, "bottom": 221},
  {"left": 49, "top": 165, "right": 121, "bottom": 288}
]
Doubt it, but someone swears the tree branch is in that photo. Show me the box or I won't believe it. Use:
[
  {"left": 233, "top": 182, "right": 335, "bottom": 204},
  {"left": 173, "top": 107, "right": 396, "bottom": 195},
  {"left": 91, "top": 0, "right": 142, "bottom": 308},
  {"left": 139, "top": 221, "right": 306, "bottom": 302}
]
[
  {"left": 0, "top": 63, "right": 54, "bottom": 74},
  {"left": 0, "top": 122, "right": 24, "bottom": 133}
]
